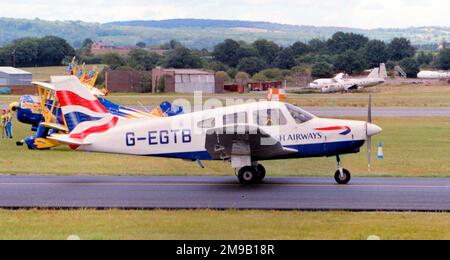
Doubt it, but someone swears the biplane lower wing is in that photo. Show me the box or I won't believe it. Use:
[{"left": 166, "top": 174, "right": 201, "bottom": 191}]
[{"left": 40, "top": 122, "right": 69, "bottom": 133}]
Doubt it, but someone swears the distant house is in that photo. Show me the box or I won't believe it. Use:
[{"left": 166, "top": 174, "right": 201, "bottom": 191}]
[
  {"left": 0, "top": 67, "right": 33, "bottom": 94},
  {"left": 152, "top": 68, "right": 224, "bottom": 93},
  {"left": 91, "top": 41, "right": 132, "bottom": 56}
]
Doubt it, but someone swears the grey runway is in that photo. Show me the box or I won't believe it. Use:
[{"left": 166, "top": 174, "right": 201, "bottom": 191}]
[{"left": 0, "top": 176, "right": 449, "bottom": 211}]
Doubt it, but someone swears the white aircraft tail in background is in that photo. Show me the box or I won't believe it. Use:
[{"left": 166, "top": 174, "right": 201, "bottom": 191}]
[{"left": 368, "top": 63, "right": 387, "bottom": 79}]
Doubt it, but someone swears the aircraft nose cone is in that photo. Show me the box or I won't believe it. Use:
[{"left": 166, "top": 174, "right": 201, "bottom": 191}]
[{"left": 367, "top": 123, "right": 383, "bottom": 137}]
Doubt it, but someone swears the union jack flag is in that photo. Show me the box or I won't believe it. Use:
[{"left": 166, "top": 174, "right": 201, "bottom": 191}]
[{"left": 54, "top": 76, "right": 118, "bottom": 141}]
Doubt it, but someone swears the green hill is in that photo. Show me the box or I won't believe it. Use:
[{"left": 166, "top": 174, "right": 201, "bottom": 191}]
[{"left": 0, "top": 17, "right": 449, "bottom": 49}]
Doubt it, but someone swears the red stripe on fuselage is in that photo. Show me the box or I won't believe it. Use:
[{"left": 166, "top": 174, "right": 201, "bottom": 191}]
[
  {"left": 57, "top": 90, "right": 108, "bottom": 114},
  {"left": 315, "top": 126, "right": 349, "bottom": 131},
  {"left": 70, "top": 117, "right": 119, "bottom": 140}
]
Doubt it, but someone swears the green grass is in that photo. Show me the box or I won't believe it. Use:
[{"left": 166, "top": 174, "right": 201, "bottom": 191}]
[
  {"left": 289, "top": 84, "right": 450, "bottom": 108},
  {"left": 0, "top": 117, "right": 449, "bottom": 177},
  {"left": 1, "top": 82, "right": 449, "bottom": 108},
  {"left": 2, "top": 84, "right": 449, "bottom": 108},
  {"left": 106, "top": 84, "right": 450, "bottom": 108},
  {"left": 1, "top": 210, "right": 450, "bottom": 240}
]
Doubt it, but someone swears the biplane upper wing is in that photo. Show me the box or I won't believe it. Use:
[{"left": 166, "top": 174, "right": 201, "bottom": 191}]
[
  {"left": 205, "top": 124, "right": 298, "bottom": 162},
  {"left": 32, "top": 81, "right": 55, "bottom": 91}
]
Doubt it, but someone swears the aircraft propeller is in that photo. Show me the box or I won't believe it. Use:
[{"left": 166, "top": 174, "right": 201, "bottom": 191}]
[{"left": 367, "top": 94, "right": 372, "bottom": 172}]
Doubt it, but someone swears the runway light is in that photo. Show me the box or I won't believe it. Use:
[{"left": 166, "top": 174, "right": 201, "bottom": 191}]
[{"left": 378, "top": 142, "right": 384, "bottom": 160}]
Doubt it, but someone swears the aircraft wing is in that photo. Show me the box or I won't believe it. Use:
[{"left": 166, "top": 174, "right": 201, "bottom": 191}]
[
  {"left": 32, "top": 81, "right": 55, "bottom": 91},
  {"left": 205, "top": 124, "right": 298, "bottom": 161},
  {"left": 48, "top": 134, "right": 91, "bottom": 146}
]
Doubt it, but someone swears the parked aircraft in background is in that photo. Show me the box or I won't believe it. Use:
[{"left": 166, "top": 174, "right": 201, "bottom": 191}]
[
  {"left": 49, "top": 76, "right": 382, "bottom": 185},
  {"left": 417, "top": 70, "right": 450, "bottom": 80},
  {"left": 309, "top": 64, "right": 388, "bottom": 93}
]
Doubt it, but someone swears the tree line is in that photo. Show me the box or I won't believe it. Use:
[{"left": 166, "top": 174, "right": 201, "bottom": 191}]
[
  {"left": 0, "top": 36, "right": 75, "bottom": 67},
  {"left": 1, "top": 32, "right": 450, "bottom": 82},
  {"left": 94, "top": 33, "right": 450, "bottom": 81}
]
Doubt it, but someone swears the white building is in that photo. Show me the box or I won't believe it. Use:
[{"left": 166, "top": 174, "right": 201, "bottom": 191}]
[{"left": 0, "top": 67, "right": 32, "bottom": 86}]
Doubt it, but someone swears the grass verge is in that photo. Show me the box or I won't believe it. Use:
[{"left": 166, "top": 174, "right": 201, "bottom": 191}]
[{"left": 0, "top": 210, "right": 449, "bottom": 240}]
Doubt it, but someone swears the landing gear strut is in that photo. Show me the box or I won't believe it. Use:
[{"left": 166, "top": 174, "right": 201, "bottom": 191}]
[
  {"left": 237, "top": 163, "right": 266, "bottom": 185},
  {"left": 334, "top": 155, "right": 351, "bottom": 185}
]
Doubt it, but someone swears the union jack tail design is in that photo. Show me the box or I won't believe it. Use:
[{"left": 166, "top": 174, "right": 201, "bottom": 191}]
[{"left": 53, "top": 76, "right": 118, "bottom": 140}]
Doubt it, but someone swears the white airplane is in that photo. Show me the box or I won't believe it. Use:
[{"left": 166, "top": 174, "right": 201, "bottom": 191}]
[
  {"left": 417, "top": 70, "right": 450, "bottom": 80},
  {"left": 49, "top": 76, "right": 382, "bottom": 185},
  {"left": 309, "top": 64, "right": 388, "bottom": 93}
]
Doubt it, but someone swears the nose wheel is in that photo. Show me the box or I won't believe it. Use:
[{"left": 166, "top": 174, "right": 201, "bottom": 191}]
[
  {"left": 335, "top": 168, "right": 351, "bottom": 185},
  {"left": 335, "top": 155, "right": 351, "bottom": 185}
]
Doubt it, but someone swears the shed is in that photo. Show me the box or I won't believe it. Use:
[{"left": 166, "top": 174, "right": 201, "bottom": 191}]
[{"left": 0, "top": 67, "right": 32, "bottom": 86}]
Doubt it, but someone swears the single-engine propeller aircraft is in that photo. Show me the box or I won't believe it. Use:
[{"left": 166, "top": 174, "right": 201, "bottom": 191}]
[{"left": 48, "top": 76, "right": 382, "bottom": 185}]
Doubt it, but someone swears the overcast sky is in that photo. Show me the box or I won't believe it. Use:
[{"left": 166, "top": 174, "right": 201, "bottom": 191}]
[{"left": 0, "top": 0, "right": 449, "bottom": 29}]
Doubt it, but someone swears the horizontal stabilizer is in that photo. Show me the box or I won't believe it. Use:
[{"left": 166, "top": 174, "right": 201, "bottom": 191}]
[
  {"left": 40, "top": 122, "right": 69, "bottom": 133},
  {"left": 48, "top": 134, "right": 91, "bottom": 146}
]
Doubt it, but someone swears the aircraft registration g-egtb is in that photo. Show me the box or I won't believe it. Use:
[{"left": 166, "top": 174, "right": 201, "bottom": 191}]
[{"left": 49, "top": 76, "right": 382, "bottom": 185}]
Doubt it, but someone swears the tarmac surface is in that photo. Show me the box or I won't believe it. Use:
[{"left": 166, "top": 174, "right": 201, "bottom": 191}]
[{"left": 0, "top": 176, "right": 449, "bottom": 211}]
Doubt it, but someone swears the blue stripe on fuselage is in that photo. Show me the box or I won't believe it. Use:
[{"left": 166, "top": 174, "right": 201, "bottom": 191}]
[{"left": 145, "top": 140, "right": 366, "bottom": 161}]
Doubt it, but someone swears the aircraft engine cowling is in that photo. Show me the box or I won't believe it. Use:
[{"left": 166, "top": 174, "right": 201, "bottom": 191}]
[{"left": 15, "top": 95, "right": 43, "bottom": 131}]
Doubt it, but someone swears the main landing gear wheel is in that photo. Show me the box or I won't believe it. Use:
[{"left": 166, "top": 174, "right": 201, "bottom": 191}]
[
  {"left": 255, "top": 164, "right": 266, "bottom": 182},
  {"left": 334, "top": 169, "right": 351, "bottom": 185},
  {"left": 238, "top": 166, "right": 258, "bottom": 185}
]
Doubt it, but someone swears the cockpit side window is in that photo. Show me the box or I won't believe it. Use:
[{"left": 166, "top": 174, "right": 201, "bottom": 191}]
[
  {"left": 286, "top": 104, "right": 314, "bottom": 124},
  {"left": 223, "top": 112, "right": 248, "bottom": 126},
  {"left": 198, "top": 118, "right": 216, "bottom": 129},
  {"left": 253, "top": 109, "right": 287, "bottom": 126}
]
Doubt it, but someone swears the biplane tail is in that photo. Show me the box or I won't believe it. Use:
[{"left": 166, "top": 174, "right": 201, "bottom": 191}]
[{"left": 52, "top": 76, "right": 118, "bottom": 140}]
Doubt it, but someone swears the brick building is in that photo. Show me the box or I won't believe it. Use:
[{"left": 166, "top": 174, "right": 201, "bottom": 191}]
[
  {"left": 105, "top": 70, "right": 152, "bottom": 93},
  {"left": 152, "top": 68, "right": 224, "bottom": 93}
]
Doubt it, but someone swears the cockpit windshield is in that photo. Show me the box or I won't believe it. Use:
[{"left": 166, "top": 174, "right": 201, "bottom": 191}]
[{"left": 285, "top": 104, "right": 315, "bottom": 124}]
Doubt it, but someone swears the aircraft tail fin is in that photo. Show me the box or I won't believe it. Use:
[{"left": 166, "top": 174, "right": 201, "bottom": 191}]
[
  {"left": 368, "top": 68, "right": 380, "bottom": 78},
  {"left": 52, "top": 76, "right": 118, "bottom": 140},
  {"left": 368, "top": 63, "right": 388, "bottom": 79},
  {"left": 379, "top": 63, "right": 388, "bottom": 79}
]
